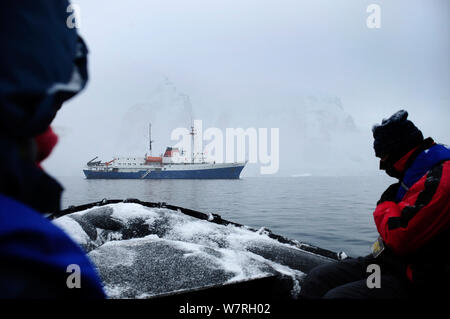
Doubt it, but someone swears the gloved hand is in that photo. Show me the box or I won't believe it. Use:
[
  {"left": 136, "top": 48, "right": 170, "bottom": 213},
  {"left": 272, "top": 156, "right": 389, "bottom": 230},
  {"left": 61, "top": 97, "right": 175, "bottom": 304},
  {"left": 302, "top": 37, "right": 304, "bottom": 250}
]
[{"left": 377, "top": 182, "right": 400, "bottom": 205}]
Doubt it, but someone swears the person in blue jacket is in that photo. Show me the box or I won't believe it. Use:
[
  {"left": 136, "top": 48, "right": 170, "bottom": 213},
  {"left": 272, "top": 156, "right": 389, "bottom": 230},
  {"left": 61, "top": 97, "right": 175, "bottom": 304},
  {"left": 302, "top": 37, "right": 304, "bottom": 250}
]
[{"left": 0, "top": 1, "right": 105, "bottom": 298}]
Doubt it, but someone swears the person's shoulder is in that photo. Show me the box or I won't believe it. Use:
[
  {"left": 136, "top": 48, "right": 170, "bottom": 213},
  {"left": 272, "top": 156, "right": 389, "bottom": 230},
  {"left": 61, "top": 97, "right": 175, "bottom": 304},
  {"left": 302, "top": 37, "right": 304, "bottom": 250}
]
[
  {"left": 0, "top": 193, "right": 82, "bottom": 257},
  {"left": 0, "top": 193, "right": 62, "bottom": 238},
  {"left": 424, "top": 143, "right": 450, "bottom": 192},
  {"left": 0, "top": 194, "right": 106, "bottom": 298}
]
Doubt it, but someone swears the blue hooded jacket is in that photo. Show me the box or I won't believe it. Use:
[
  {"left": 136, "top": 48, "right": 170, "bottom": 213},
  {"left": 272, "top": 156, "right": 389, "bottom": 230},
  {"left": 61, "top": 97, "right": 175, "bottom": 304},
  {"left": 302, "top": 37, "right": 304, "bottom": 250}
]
[{"left": 0, "top": 0, "right": 105, "bottom": 298}]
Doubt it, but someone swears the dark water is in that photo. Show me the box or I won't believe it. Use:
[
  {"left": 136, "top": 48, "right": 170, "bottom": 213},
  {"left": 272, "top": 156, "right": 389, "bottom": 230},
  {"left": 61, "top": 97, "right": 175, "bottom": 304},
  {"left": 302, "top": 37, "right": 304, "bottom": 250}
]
[{"left": 58, "top": 175, "right": 392, "bottom": 257}]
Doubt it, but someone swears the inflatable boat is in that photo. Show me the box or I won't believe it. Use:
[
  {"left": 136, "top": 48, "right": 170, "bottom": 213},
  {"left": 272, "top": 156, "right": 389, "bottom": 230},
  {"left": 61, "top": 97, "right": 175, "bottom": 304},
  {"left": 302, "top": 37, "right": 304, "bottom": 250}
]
[{"left": 50, "top": 199, "right": 348, "bottom": 301}]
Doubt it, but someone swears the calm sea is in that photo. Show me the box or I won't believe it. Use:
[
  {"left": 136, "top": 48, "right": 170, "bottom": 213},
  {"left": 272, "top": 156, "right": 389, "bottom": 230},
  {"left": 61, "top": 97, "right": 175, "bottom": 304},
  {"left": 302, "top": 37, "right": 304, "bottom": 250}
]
[{"left": 57, "top": 175, "right": 392, "bottom": 257}]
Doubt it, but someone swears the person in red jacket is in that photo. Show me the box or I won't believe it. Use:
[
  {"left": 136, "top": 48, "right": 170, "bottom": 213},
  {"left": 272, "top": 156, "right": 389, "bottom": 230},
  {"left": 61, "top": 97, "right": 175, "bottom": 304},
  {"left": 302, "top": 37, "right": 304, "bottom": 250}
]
[{"left": 299, "top": 110, "right": 450, "bottom": 299}]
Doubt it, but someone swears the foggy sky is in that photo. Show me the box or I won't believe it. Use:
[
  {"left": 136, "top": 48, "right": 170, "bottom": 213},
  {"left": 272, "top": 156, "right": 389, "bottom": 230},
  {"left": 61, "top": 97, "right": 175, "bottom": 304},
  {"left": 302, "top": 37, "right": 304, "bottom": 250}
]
[{"left": 44, "top": 0, "right": 449, "bottom": 177}]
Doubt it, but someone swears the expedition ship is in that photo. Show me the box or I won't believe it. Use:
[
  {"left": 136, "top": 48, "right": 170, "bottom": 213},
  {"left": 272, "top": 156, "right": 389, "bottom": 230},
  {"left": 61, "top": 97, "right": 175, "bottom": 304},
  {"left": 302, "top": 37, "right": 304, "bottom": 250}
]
[{"left": 83, "top": 125, "right": 246, "bottom": 179}]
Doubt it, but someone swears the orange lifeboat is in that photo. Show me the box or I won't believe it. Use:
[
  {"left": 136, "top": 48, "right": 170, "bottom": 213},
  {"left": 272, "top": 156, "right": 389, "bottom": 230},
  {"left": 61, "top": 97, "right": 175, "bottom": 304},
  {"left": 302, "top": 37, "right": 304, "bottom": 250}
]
[{"left": 146, "top": 156, "right": 162, "bottom": 163}]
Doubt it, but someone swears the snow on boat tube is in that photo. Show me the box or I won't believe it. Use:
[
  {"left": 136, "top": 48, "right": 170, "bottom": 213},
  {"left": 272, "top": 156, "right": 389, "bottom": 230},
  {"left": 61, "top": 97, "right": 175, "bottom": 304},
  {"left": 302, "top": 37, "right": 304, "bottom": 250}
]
[{"left": 51, "top": 199, "right": 346, "bottom": 299}]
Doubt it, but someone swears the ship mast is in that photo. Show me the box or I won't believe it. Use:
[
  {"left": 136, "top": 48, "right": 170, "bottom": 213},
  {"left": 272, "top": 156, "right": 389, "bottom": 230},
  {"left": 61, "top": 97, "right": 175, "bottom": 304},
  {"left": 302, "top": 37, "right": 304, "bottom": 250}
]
[
  {"left": 149, "top": 123, "right": 154, "bottom": 156},
  {"left": 189, "top": 125, "right": 195, "bottom": 164}
]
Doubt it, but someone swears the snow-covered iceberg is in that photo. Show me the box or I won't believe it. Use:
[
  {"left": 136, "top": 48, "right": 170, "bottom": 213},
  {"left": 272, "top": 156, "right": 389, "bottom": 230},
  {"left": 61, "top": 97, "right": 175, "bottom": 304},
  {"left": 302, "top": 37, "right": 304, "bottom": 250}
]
[{"left": 53, "top": 202, "right": 335, "bottom": 299}]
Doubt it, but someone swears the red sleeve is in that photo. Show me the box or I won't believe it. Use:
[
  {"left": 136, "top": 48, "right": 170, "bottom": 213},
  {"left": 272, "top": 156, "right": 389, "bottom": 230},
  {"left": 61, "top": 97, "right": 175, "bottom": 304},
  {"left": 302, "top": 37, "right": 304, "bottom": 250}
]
[{"left": 373, "top": 161, "right": 450, "bottom": 256}]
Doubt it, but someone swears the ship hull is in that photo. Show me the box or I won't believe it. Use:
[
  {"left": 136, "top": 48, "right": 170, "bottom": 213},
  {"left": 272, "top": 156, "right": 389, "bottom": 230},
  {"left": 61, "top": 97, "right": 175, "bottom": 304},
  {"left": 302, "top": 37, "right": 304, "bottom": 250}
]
[{"left": 83, "top": 164, "right": 245, "bottom": 180}]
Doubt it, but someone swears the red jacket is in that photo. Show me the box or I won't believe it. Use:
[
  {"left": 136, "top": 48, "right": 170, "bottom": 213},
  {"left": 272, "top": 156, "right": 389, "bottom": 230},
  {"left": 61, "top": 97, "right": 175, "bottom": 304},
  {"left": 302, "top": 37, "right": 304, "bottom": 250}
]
[{"left": 373, "top": 140, "right": 450, "bottom": 284}]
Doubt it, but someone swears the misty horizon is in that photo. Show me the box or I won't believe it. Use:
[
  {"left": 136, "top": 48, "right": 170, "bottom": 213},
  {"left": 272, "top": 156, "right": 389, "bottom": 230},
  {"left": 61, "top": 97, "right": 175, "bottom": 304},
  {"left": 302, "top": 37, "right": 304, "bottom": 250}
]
[{"left": 43, "top": 0, "right": 449, "bottom": 178}]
